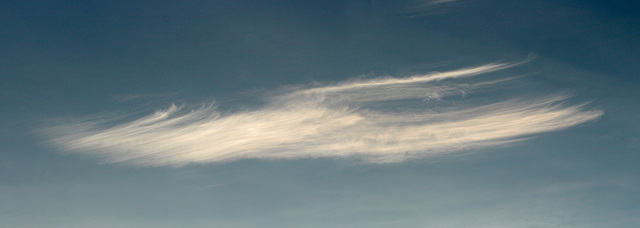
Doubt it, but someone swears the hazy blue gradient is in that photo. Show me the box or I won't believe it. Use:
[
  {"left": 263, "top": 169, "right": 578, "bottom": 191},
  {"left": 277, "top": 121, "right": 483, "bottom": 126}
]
[{"left": 1, "top": 0, "right": 639, "bottom": 227}]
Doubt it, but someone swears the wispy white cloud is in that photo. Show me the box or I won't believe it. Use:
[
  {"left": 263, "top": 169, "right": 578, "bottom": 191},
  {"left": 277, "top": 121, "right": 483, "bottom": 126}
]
[
  {"left": 46, "top": 61, "right": 603, "bottom": 166},
  {"left": 429, "top": 0, "right": 457, "bottom": 5},
  {"left": 404, "top": 0, "right": 470, "bottom": 16},
  {"left": 113, "top": 92, "right": 177, "bottom": 103}
]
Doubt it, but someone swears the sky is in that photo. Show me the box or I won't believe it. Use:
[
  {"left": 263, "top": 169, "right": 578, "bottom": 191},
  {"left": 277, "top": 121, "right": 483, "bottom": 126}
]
[{"left": 1, "top": 0, "right": 639, "bottom": 227}]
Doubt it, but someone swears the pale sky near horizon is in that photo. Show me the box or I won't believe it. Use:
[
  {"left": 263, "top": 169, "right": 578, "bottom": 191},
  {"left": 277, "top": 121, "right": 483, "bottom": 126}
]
[{"left": 1, "top": 0, "right": 639, "bottom": 227}]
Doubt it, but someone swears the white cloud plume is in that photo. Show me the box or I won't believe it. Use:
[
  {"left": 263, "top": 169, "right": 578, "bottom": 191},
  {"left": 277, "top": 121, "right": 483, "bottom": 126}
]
[
  {"left": 428, "top": 0, "right": 457, "bottom": 5},
  {"left": 47, "top": 61, "right": 603, "bottom": 166},
  {"left": 404, "top": 0, "right": 470, "bottom": 16}
]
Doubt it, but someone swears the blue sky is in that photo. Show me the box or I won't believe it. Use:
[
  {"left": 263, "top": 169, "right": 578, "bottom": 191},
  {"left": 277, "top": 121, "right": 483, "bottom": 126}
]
[{"left": 1, "top": 0, "right": 639, "bottom": 227}]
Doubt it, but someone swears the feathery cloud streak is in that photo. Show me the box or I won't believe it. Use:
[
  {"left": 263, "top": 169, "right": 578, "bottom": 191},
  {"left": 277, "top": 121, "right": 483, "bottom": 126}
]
[
  {"left": 48, "top": 61, "right": 603, "bottom": 166},
  {"left": 404, "top": 0, "right": 471, "bottom": 16}
]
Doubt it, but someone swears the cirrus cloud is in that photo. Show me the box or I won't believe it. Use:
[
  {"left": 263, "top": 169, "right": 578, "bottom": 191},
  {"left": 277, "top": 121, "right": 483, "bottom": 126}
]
[{"left": 46, "top": 61, "right": 603, "bottom": 166}]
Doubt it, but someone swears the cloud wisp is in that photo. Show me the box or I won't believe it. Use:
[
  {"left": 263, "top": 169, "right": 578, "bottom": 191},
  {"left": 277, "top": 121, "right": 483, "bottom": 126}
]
[
  {"left": 404, "top": 0, "right": 471, "bottom": 16},
  {"left": 47, "top": 61, "right": 603, "bottom": 166}
]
